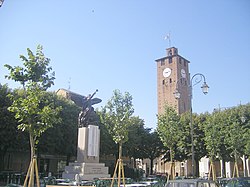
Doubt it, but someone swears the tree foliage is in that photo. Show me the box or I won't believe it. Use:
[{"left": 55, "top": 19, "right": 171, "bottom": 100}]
[
  {"left": 5, "top": 45, "right": 55, "bottom": 90},
  {"left": 241, "top": 104, "right": 250, "bottom": 157},
  {"left": 99, "top": 119, "right": 117, "bottom": 157},
  {"left": 4, "top": 45, "right": 62, "bottom": 158},
  {"left": 202, "top": 111, "right": 223, "bottom": 179},
  {"left": 141, "top": 131, "right": 165, "bottom": 175},
  {"left": 0, "top": 86, "right": 81, "bottom": 169},
  {"left": 157, "top": 105, "right": 180, "bottom": 160},
  {"left": 157, "top": 105, "right": 180, "bottom": 179},
  {"left": 123, "top": 116, "right": 149, "bottom": 159},
  {"left": 192, "top": 113, "right": 208, "bottom": 171},
  {"left": 177, "top": 112, "right": 192, "bottom": 161},
  {"left": 0, "top": 84, "right": 23, "bottom": 170},
  {"left": 100, "top": 89, "right": 135, "bottom": 186},
  {"left": 202, "top": 111, "right": 231, "bottom": 161},
  {"left": 222, "top": 105, "right": 250, "bottom": 177},
  {"left": 38, "top": 93, "right": 80, "bottom": 163},
  {"left": 101, "top": 89, "right": 134, "bottom": 144},
  {"left": 223, "top": 106, "right": 249, "bottom": 157}
]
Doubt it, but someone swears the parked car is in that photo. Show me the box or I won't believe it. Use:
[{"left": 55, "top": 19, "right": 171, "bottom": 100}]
[
  {"left": 54, "top": 178, "right": 77, "bottom": 186},
  {"left": 140, "top": 177, "right": 160, "bottom": 186},
  {"left": 217, "top": 178, "right": 230, "bottom": 187},
  {"left": 225, "top": 177, "right": 250, "bottom": 187},
  {"left": 5, "top": 184, "right": 23, "bottom": 187},
  {"left": 120, "top": 184, "right": 149, "bottom": 187},
  {"left": 165, "top": 178, "right": 219, "bottom": 187}
]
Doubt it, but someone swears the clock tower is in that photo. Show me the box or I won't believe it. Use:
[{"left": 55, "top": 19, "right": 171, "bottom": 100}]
[{"left": 156, "top": 47, "right": 191, "bottom": 115}]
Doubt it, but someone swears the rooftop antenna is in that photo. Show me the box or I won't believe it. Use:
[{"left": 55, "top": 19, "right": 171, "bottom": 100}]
[
  {"left": 68, "top": 77, "right": 71, "bottom": 90},
  {"left": 164, "top": 32, "right": 171, "bottom": 47}
]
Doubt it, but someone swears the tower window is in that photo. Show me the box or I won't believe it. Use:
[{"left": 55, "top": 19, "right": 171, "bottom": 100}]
[
  {"left": 162, "top": 79, "right": 165, "bottom": 85},
  {"left": 169, "top": 78, "right": 172, "bottom": 83},
  {"left": 174, "top": 49, "right": 177, "bottom": 55},
  {"left": 179, "top": 58, "right": 182, "bottom": 64},
  {"left": 161, "top": 60, "right": 165, "bottom": 66},
  {"left": 169, "top": 58, "right": 172, "bottom": 64}
]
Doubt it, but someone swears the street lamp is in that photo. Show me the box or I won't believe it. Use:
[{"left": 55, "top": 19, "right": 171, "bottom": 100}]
[
  {"left": 173, "top": 77, "right": 186, "bottom": 99},
  {"left": 174, "top": 73, "right": 209, "bottom": 178}
]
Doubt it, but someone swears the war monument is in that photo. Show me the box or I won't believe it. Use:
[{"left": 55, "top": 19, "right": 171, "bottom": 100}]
[{"left": 62, "top": 89, "right": 110, "bottom": 181}]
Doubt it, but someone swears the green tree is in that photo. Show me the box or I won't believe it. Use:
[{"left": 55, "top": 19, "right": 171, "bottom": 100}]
[
  {"left": 0, "top": 84, "right": 19, "bottom": 170},
  {"left": 101, "top": 89, "right": 134, "bottom": 187},
  {"left": 203, "top": 111, "right": 223, "bottom": 180},
  {"left": 5, "top": 45, "right": 62, "bottom": 187},
  {"left": 223, "top": 106, "right": 249, "bottom": 177},
  {"left": 141, "top": 131, "right": 165, "bottom": 175},
  {"left": 238, "top": 104, "right": 250, "bottom": 158},
  {"left": 97, "top": 111, "right": 117, "bottom": 158},
  {"left": 38, "top": 93, "right": 80, "bottom": 165},
  {"left": 157, "top": 105, "right": 180, "bottom": 179},
  {"left": 123, "top": 116, "right": 149, "bottom": 160},
  {"left": 177, "top": 112, "right": 192, "bottom": 162},
  {"left": 203, "top": 109, "right": 234, "bottom": 178},
  {"left": 179, "top": 112, "right": 207, "bottom": 177},
  {"left": 193, "top": 113, "right": 208, "bottom": 176}
]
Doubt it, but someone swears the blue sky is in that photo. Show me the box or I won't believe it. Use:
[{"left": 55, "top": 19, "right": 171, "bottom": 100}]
[{"left": 0, "top": 0, "right": 250, "bottom": 129}]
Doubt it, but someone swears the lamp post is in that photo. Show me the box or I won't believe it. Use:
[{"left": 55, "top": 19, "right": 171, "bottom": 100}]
[{"left": 174, "top": 73, "right": 209, "bottom": 178}]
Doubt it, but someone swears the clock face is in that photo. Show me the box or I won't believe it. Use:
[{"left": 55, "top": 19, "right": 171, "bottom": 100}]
[
  {"left": 163, "top": 68, "right": 171, "bottom": 78},
  {"left": 181, "top": 69, "right": 186, "bottom": 78}
]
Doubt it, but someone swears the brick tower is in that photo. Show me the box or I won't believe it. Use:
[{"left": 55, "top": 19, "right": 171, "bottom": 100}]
[{"left": 155, "top": 47, "right": 191, "bottom": 115}]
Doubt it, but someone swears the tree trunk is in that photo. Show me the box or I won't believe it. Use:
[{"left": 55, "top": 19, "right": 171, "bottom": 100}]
[
  {"left": 66, "top": 154, "right": 71, "bottom": 165},
  {"left": 170, "top": 148, "right": 175, "bottom": 179},
  {"left": 221, "top": 158, "right": 226, "bottom": 178},
  {"left": 195, "top": 159, "right": 199, "bottom": 177},
  {"left": 23, "top": 132, "right": 39, "bottom": 187},
  {"left": 209, "top": 159, "right": 216, "bottom": 181},
  {"left": 133, "top": 157, "right": 137, "bottom": 168},
  {"left": 117, "top": 143, "right": 123, "bottom": 187},
  {"left": 111, "top": 142, "right": 125, "bottom": 187},
  {"left": 233, "top": 150, "right": 239, "bottom": 178},
  {"left": 150, "top": 158, "right": 154, "bottom": 175},
  {"left": 29, "top": 133, "right": 35, "bottom": 159}
]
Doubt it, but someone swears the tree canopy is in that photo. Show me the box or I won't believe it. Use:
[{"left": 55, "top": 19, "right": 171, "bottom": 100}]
[
  {"left": 4, "top": 45, "right": 62, "bottom": 158},
  {"left": 101, "top": 89, "right": 134, "bottom": 144}
]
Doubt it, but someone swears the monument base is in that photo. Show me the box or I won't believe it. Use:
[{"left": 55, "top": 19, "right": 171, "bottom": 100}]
[
  {"left": 62, "top": 162, "right": 110, "bottom": 181},
  {"left": 63, "top": 126, "right": 109, "bottom": 181}
]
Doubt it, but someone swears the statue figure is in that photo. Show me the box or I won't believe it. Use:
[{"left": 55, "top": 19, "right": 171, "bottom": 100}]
[{"left": 78, "top": 89, "right": 102, "bottom": 128}]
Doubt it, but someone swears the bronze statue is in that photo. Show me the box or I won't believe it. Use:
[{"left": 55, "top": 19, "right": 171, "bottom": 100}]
[{"left": 78, "top": 89, "right": 102, "bottom": 127}]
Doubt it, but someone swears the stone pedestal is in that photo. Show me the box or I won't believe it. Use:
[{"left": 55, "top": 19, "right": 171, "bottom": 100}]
[{"left": 62, "top": 125, "right": 110, "bottom": 180}]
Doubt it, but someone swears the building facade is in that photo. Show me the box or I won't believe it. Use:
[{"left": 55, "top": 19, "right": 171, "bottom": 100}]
[
  {"left": 154, "top": 47, "right": 192, "bottom": 178},
  {"left": 155, "top": 47, "right": 191, "bottom": 115},
  {"left": 154, "top": 47, "right": 249, "bottom": 179}
]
